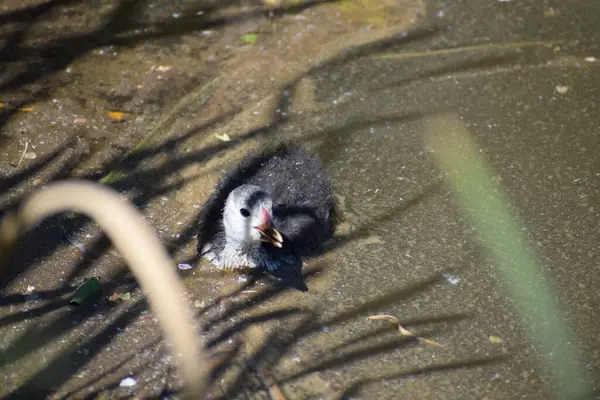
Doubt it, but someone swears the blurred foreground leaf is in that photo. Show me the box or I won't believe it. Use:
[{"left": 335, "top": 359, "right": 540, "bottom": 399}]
[{"left": 425, "top": 112, "right": 592, "bottom": 398}]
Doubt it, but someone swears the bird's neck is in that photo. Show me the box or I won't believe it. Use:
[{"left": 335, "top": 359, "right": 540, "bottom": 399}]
[{"left": 224, "top": 237, "right": 261, "bottom": 254}]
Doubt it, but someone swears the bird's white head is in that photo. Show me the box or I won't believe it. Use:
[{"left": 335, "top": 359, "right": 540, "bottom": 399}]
[{"left": 222, "top": 185, "right": 283, "bottom": 248}]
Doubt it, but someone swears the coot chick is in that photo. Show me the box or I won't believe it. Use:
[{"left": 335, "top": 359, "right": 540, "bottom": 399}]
[{"left": 197, "top": 144, "right": 335, "bottom": 271}]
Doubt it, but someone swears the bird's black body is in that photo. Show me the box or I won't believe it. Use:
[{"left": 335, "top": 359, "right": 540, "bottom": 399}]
[{"left": 197, "top": 143, "right": 336, "bottom": 273}]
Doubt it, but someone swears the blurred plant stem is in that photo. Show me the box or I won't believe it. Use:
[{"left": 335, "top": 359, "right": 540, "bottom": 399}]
[{"left": 426, "top": 113, "right": 593, "bottom": 399}]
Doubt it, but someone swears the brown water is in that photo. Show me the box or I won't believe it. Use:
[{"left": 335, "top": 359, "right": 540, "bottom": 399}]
[{"left": 1, "top": 0, "right": 599, "bottom": 398}]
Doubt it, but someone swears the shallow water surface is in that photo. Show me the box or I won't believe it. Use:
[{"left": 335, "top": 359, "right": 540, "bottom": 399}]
[{"left": 1, "top": 0, "right": 600, "bottom": 398}]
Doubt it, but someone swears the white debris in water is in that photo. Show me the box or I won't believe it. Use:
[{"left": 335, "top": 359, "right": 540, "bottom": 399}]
[
  {"left": 69, "top": 240, "right": 86, "bottom": 252},
  {"left": 555, "top": 85, "right": 569, "bottom": 94},
  {"left": 177, "top": 263, "right": 193, "bottom": 270},
  {"left": 119, "top": 377, "right": 137, "bottom": 387},
  {"left": 26, "top": 285, "right": 35, "bottom": 292},
  {"left": 584, "top": 57, "right": 597, "bottom": 62},
  {"left": 443, "top": 273, "right": 460, "bottom": 285}
]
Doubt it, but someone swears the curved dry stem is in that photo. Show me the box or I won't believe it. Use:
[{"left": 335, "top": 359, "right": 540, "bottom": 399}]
[{"left": 0, "top": 180, "right": 206, "bottom": 399}]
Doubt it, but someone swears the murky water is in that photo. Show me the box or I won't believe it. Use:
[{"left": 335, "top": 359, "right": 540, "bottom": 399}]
[{"left": 1, "top": 0, "right": 600, "bottom": 399}]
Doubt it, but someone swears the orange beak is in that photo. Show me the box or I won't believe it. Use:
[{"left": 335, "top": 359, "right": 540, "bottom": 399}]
[{"left": 254, "top": 207, "right": 283, "bottom": 248}]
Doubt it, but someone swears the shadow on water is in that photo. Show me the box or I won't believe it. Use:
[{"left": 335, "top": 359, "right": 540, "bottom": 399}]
[
  {"left": 0, "top": 131, "right": 471, "bottom": 397},
  {"left": 0, "top": 0, "right": 344, "bottom": 130},
  {"left": 2, "top": 299, "right": 150, "bottom": 399},
  {"left": 204, "top": 272, "right": 497, "bottom": 400},
  {"left": 0, "top": 2, "right": 526, "bottom": 396},
  {"left": 330, "top": 355, "right": 507, "bottom": 399}
]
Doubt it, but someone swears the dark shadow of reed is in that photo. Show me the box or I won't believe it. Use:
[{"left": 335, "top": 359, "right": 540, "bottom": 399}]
[
  {"left": 204, "top": 272, "right": 482, "bottom": 400},
  {"left": 331, "top": 356, "right": 507, "bottom": 399},
  {"left": 1, "top": 298, "right": 149, "bottom": 398},
  {"left": 0, "top": 0, "right": 344, "bottom": 129},
  {"left": 0, "top": 161, "right": 477, "bottom": 398}
]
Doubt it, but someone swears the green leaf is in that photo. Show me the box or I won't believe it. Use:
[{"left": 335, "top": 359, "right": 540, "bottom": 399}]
[
  {"left": 71, "top": 277, "right": 101, "bottom": 305},
  {"left": 240, "top": 33, "right": 258, "bottom": 44}
]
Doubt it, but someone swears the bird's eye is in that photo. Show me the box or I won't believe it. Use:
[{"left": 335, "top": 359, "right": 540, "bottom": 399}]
[{"left": 240, "top": 208, "right": 250, "bottom": 217}]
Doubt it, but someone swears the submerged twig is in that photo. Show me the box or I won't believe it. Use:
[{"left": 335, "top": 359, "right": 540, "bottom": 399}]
[
  {"left": 15, "top": 141, "right": 28, "bottom": 169},
  {"left": 257, "top": 367, "right": 288, "bottom": 400},
  {"left": 366, "top": 315, "right": 444, "bottom": 348}
]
